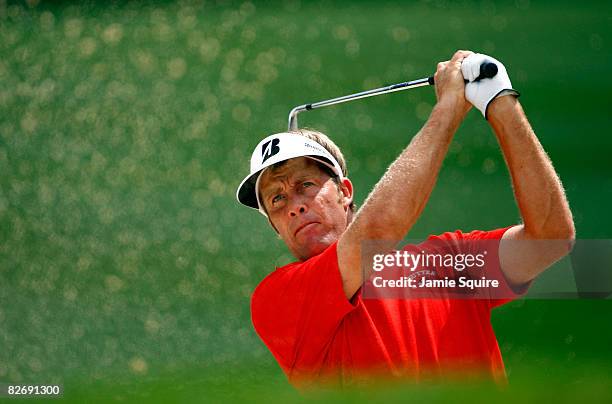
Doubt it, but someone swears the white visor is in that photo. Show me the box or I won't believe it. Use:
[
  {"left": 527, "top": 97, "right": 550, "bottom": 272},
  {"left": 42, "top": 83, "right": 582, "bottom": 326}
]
[{"left": 236, "top": 132, "right": 344, "bottom": 217}]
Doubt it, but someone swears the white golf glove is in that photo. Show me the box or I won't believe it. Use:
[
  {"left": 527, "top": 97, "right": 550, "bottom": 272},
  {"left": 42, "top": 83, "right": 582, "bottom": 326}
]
[{"left": 461, "top": 53, "right": 519, "bottom": 119}]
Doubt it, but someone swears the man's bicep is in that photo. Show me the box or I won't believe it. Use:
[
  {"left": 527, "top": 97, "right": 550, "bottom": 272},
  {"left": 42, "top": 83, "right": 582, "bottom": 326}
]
[
  {"left": 337, "top": 226, "right": 368, "bottom": 300},
  {"left": 337, "top": 221, "right": 398, "bottom": 299},
  {"left": 499, "top": 224, "right": 571, "bottom": 287}
]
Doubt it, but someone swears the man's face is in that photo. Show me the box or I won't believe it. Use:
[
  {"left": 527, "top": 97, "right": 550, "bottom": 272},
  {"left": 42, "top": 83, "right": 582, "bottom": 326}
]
[{"left": 259, "top": 157, "right": 353, "bottom": 261}]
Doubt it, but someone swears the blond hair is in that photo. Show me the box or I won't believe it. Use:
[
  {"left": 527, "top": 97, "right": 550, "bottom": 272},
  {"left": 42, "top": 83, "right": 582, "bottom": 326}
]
[{"left": 289, "top": 128, "right": 348, "bottom": 178}]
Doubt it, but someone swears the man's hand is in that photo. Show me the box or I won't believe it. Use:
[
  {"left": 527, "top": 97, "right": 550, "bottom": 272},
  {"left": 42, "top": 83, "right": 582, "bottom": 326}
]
[
  {"left": 462, "top": 53, "right": 519, "bottom": 119},
  {"left": 433, "top": 50, "right": 474, "bottom": 119}
]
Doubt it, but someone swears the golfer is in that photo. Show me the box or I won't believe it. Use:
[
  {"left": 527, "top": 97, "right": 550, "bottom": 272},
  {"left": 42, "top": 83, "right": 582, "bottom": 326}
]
[{"left": 236, "top": 50, "right": 574, "bottom": 387}]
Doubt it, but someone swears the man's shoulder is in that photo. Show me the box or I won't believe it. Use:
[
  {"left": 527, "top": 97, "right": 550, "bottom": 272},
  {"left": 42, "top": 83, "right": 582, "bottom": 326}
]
[
  {"left": 251, "top": 261, "right": 297, "bottom": 305},
  {"left": 251, "top": 256, "right": 312, "bottom": 310},
  {"left": 251, "top": 242, "right": 340, "bottom": 306}
]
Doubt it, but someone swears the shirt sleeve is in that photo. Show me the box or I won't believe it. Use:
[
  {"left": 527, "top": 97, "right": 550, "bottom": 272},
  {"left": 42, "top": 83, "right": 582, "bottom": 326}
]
[
  {"left": 250, "top": 241, "right": 356, "bottom": 374},
  {"left": 427, "top": 227, "right": 531, "bottom": 310},
  {"left": 463, "top": 227, "right": 532, "bottom": 309}
]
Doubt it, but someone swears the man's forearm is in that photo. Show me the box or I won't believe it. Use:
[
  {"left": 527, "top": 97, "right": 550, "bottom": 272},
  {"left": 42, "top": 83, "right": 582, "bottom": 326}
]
[
  {"left": 337, "top": 100, "right": 463, "bottom": 298},
  {"left": 337, "top": 50, "right": 474, "bottom": 298},
  {"left": 488, "top": 97, "right": 575, "bottom": 239},
  {"left": 351, "top": 100, "right": 464, "bottom": 241}
]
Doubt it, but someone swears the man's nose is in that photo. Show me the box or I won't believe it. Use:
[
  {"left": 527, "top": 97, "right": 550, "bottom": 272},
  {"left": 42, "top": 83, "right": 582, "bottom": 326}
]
[{"left": 288, "top": 195, "right": 308, "bottom": 217}]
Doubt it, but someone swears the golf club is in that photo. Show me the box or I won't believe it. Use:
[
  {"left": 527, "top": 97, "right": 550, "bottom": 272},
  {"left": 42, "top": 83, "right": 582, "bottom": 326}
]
[{"left": 288, "top": 61, "right": 497, "bottom": 130}]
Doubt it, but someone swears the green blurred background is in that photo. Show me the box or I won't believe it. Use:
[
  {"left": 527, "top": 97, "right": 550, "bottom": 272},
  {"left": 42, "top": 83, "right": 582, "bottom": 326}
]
[{"left": 0, "top": 0, "right": 610, "bottom": 402}]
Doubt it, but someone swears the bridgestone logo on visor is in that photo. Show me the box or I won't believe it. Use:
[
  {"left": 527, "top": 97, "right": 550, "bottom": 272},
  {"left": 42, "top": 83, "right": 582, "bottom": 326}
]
[{"left": 261, "top": 138, "right": 280, "bottom": 164}]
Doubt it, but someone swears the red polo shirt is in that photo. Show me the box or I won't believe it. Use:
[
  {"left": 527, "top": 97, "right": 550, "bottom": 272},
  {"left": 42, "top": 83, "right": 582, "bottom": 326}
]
[{"left": 251, "top": 228, "right": 526, "bottom": 387}]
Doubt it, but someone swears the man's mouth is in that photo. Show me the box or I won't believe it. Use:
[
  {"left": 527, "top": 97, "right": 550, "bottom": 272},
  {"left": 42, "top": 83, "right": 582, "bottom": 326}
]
[{"left": 294, "top": 222, "right": 319, "bottom": 236}]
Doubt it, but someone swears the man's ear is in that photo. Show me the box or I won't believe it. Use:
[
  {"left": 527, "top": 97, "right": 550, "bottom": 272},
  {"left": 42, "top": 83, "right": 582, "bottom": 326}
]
[{"left": 339, "top": 177, "right": 353, "bottom": 210}]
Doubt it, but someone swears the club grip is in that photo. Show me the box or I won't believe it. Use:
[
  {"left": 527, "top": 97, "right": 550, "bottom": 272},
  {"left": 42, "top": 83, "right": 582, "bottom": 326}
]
[
  {"left": 428, "top": 61, "right": 498, "bottom": 85},
  {"left": 475, "top": 62, "right": 498, "bottom": 81}
]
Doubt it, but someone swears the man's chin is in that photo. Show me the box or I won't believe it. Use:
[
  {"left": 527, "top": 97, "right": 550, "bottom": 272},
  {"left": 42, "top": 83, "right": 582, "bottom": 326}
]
[{"left": 295, "top": 238, "right": 335, "bottom": 261}]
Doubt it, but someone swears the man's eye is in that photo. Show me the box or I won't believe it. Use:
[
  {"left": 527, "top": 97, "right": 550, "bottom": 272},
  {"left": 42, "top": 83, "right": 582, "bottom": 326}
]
[
  {"left": 271, "top": 194, "right": 284, "bottom": 204},
  {"left": 302, "top": 181, "right": 314, "bottom": 188}
]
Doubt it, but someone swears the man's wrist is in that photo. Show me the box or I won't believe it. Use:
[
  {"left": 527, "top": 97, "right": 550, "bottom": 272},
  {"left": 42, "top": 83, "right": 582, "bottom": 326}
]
[
  {"left": 487, "top": 95, "right": 519, "bottom": 123},
  {"left": 431, "top": 97, "right": 466, "bottom": 130}
]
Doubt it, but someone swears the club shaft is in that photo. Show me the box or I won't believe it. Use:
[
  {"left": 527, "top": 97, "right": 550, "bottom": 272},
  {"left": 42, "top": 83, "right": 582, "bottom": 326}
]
[
  {"left": 288, "top": 61, "right": 498, "bottom": 130},
  {"left": 288, "top": 77, "right": 432, "bottom": 130}
]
